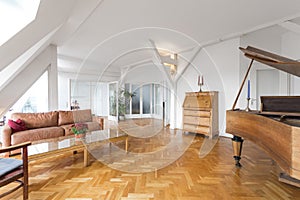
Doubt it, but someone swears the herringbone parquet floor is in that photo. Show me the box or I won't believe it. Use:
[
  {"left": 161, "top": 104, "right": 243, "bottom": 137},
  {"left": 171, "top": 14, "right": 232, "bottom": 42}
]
[{"left": 1, "top": 119, "right": 300, "bottom": 199}]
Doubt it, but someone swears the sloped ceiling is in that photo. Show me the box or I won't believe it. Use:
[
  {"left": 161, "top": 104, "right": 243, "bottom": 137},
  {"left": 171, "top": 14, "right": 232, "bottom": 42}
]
[
  {"left": 3, "top": 0, "right": 300, "bottom": 78},
  {"left": 0, "top": 0, "right": 77, "bottom": 71},
  {"left": 56, "top": 0, "right": 300, "bottom": 75}
]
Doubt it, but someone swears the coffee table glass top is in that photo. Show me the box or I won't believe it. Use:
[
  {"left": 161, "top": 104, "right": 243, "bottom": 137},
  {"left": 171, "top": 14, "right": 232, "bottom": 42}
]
[
  {"left": 28, "top": 128, "right": 127, "bottom": 157},
  {"left": 83, "top": 129, "right": 127, "bottom": 145}
]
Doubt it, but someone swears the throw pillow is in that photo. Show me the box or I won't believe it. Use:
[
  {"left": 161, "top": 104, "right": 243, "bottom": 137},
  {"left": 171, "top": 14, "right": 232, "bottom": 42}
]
[{"left": 8, "top": 119, "right": 27, "bottom": 133}]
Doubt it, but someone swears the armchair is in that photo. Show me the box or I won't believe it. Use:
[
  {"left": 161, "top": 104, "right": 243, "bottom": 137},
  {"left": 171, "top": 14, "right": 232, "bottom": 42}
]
[{"left": 0, "top": 142, "right": 31, "bottom": 199}]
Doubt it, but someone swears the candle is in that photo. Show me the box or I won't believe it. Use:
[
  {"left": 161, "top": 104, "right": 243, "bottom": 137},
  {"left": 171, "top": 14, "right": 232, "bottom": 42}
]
[
  {"left": 198, "top": 75, "right": 203, "bottom": 85},
  {"left": 247, "top": 80, "right": 250, "bottom": 99}
]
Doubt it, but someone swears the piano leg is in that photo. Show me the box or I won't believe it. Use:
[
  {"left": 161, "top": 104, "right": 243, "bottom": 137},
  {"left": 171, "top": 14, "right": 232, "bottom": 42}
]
[
  {"left": 279, "top": 173, "right": 300, "bottom": 187},
  {"left": 232, "top": 135, "right": 243, "bottom": 167}
]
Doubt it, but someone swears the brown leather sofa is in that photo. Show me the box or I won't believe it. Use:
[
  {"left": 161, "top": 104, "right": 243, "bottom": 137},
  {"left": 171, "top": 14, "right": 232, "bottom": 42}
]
[{"left": 1, "top": 109, "right": 104, "bottom": 155}]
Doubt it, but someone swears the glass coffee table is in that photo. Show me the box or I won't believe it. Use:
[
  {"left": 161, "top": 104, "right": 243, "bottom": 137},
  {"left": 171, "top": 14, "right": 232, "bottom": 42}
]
[{"left": 28, "top": 129, "right": 128, "bottom": 167}]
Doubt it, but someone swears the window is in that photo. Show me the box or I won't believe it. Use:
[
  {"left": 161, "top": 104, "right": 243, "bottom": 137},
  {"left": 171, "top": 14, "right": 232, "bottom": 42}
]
[
  {"left": 125, "top": 83, "right": 131, "bottom": 114},
  {"left": 122, "top": 83, "right": 164, "bottom": 118},
  {"left": 0, "top": 0, "right": 40, "bottom": 46},
  {"left": 142, "top": 84, "right": 150, "bottom": 114},
  {"left": 131, "top": 84, "right": 140, "bottom": 114},
  {"left": 9, "top": 71, "right": 48, "bottom": 114},
  {"left": 154, "top": 84, "right": 161, "bottom": 116},
  {"left": 108, "top": 82, "right": 117, "bottom": 116}
]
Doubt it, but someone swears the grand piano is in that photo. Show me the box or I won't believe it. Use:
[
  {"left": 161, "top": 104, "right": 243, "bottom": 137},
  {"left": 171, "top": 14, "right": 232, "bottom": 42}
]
[{"left": 226, "top": 46, "right": 300, "bottom": 187}]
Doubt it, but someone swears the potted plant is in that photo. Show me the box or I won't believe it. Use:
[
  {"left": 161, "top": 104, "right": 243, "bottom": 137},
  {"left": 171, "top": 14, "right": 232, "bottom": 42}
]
[
  {"left": 118, "top": 88, "right": 135, "bottom": 120},
  {"left": 71, "top": 123, "right": 88, "bottom": 139}
]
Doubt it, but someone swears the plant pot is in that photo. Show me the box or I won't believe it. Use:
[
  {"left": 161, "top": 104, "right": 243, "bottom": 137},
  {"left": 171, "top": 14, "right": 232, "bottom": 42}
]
[
  {"left": 75, "top": 133, "right": 86, "bottom": 140},
  {"left": 118, "top": 115, "right": 125, "bottom": 121}
]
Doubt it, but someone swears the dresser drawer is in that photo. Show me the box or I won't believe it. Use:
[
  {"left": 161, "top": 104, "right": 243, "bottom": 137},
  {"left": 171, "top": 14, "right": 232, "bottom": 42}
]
[
  {"left": 183, "top": 95, "right": 211, "bottom": 108},
  {"left": 183, "top": 116, "right": 210, "bottom": 126},
  {"left": 183, "top": 124, "right": 209, "bottom": 135},
  {"left": 183, "top": 110, "right": 211, "bottom": 117}
]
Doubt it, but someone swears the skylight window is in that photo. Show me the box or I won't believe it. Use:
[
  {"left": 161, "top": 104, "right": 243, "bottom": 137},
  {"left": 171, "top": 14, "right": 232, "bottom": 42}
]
[{"left": 0, "top": 0, "right": 40, "bottom": 46}]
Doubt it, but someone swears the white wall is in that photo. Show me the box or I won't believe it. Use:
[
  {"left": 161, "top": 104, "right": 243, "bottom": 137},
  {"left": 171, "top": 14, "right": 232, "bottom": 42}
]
[
  {"left": 282, "top": 32, "right": 300, "bottom": 95},
  {"left": 57, "top": 56, "right": 112, "bottom": 114},
  {"left": 58, "top": 71, "right": 108, "bottom": 116},
  {"left": 58, "top": 72, "right": 70, "bottom": 110},
  {"left": 48, "top": 45, "right": 58, "bottom": 111},
  {"left": 123, "top": 63, "right": 165, "bottom": 84},
  {"left": 176, "top": 38, "right": 240, "bottom": 136}
]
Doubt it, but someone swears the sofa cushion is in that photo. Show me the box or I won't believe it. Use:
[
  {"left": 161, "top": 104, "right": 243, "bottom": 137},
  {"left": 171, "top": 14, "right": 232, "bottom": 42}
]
[
  {"left": 11, "top": 111, "right": 58, "bottom": 129},
  {"left": 58, "top": 111, "right": 74, "bottom": 126},
  {"left": 58, "top": 109, "right": 92, "bottom": 126},
  {"left": 86, "top": 122, "right": 101, "bottom": 132},
  {"left": 11, "top": 127, "right": 64, "bottom": 145},
  {"left": 61, "top": 122, "right": 101, "bottom": 136}
]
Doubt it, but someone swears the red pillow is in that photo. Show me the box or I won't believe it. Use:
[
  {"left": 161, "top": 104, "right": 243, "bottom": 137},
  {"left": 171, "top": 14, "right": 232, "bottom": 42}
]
[{"left": 8, "top": 119, "right": 27, "bottom": 133}]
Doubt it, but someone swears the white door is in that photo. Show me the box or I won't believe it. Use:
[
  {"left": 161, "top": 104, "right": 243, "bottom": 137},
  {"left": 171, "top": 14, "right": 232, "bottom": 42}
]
[{"left": 108, "top": 81, "right": 118, "bottom": 121}]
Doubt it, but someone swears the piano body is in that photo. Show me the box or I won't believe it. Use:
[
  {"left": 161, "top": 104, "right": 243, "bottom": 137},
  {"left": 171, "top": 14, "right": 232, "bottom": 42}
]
[{"left": 226, "top": 46, "right": 300, "bottom": 186}]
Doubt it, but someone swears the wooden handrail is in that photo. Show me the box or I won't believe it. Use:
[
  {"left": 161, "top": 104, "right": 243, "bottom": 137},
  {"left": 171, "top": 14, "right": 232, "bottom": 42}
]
[{"left": 0, "top": 142, "right": 31, "bottom": 153}]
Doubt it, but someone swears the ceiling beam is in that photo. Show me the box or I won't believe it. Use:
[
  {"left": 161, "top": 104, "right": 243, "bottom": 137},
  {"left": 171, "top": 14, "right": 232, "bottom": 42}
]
[
  {"left": 53, "top": 0, "right": 104, "bottom": 45},
  {"left": 148, "top": 39, "right": 174, "bottom": 88},
  {"left": 175, "top": 46, "right": 202, "bottom": 82},
  {"left": 279, "top": 21, "right": 300, "bottom": 34}
]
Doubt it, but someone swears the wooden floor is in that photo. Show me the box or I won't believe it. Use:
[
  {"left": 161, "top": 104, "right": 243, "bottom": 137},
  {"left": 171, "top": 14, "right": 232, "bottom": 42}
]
[{"left": 1, "top": 119, "right": 300, "bottom": 199}]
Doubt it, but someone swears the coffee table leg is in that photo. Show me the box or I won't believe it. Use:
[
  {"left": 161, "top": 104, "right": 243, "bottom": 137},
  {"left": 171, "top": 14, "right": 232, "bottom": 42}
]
[
  {"left": 84, "top": 148, "right": 89, "bottom": 167},
  {"left": 125, "top": 138, "right": 128, "bottom": 152}
]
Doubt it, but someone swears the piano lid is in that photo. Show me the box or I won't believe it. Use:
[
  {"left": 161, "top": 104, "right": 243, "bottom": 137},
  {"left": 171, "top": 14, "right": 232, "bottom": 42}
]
[{"left": 240, "top": 46, "right": 300, "bottom": 77}]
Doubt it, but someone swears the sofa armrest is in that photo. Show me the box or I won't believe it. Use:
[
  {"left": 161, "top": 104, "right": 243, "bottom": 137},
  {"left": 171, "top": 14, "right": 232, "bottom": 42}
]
[
  {"left": 1, "top": 125, "right": 13, "bottom": 148},
  {"left": 1, "top": 125, "right": 13, "bottom": 157},
  {"left": 92, "top": 116, "right": 104, "bottom": 130}
]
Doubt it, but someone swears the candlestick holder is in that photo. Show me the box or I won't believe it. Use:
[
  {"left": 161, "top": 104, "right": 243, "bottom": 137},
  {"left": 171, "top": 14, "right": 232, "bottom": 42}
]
[
  {"left": 245, "top": 98, "right": 251, "bottom": 112},
  {"left": 198, "top": 75, "right": 204, "bottom": 92},
  {"left": 199, "top": 83, "right": 203, "bottom": 92}
]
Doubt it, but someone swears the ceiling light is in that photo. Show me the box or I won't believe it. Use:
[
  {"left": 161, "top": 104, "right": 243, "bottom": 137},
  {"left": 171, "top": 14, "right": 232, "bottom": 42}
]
[{"left": 161, "top": 53, "right": 177, "bottom": 76}]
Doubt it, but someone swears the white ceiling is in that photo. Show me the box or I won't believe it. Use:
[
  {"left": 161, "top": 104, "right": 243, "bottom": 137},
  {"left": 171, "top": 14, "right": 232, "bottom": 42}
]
[
  {"left": 54, "top": 0, "right": 300, "bottom": 74},
  {"left": 3, "top": 0, "right": 300, "bottom": 78}
]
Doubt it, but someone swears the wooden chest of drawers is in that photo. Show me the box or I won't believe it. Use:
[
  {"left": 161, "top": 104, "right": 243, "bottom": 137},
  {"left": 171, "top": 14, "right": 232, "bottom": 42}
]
[{"left": 182, "top": 91, "right": 218, "bottom": 138}]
